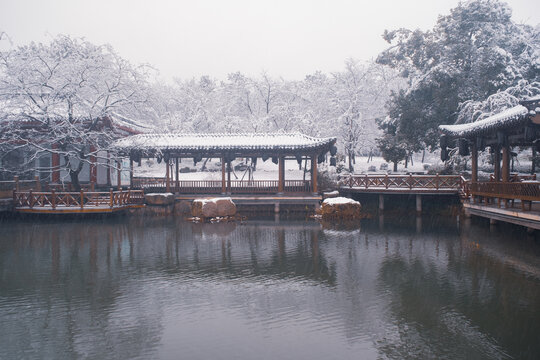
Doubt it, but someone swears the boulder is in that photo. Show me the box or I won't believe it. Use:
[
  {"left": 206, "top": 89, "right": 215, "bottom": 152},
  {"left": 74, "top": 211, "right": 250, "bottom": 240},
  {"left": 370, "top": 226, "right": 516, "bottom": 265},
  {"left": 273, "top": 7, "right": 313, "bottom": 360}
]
[
  {"left": 145, "top": 193, "right": 175, "bottom": 206},
  {"left": 320, "top": 197, "right": 362, "bottom": 219},
  {"left": 191, "top": 197, "right": 236, "bottom": 218},
  {"left": 215, "top": 197, "right": 236, "bottom": 216}
]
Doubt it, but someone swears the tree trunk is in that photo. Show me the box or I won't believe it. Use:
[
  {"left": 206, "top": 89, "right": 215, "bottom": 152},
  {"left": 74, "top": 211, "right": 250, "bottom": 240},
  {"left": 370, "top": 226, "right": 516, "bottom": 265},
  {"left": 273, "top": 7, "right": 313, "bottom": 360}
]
[
  {"left": 348, "top": 151, "right": 354, "bottom": 172},
  {"left": 405, "top": 156, "right": 408, "bottom": 169},
  {"left": 69, "top": 169, "right": 81, "bottom": 192},
  {"left": 422, "top": 149, "right": 426, "bottom": 163},
  {"left": 393, "top": 162, "right": 398, "bottom": 172}
]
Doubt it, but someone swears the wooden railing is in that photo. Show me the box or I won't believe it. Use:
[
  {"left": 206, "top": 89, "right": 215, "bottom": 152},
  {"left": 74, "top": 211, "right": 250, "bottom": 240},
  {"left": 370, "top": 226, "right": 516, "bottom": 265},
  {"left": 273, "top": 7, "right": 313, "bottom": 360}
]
[
  {"left": 470, "top": 181, "right": 540, "bottom": 210},
  {"left": 132, "top": 177, "right": 312, "bottom": 194},
  {"left": 489, "top": 173, "right": 537, "bottom": 182},
  {"left": 342, "top": 174, "right": 465, "bottom": 191},
  {"left": 13, "top": 189, "right": 144, "bottom": 210}
]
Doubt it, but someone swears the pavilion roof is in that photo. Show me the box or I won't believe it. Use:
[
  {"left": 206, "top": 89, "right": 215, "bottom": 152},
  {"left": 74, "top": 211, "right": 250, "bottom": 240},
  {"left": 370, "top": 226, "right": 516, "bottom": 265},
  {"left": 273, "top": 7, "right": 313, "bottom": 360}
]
[
  {"left": 112, "top": 132, "right": 337, "bottom": 156},
  {"left": 439, "top": 105, "right": 531, "bottom": 138}
]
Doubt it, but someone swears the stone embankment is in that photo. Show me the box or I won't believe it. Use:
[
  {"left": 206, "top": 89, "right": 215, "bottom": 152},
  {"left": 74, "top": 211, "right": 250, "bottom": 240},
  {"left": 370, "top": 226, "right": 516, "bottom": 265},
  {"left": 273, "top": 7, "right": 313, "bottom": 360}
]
[{"left": 191, "top": 197, "right": 237, "bottom": 220}]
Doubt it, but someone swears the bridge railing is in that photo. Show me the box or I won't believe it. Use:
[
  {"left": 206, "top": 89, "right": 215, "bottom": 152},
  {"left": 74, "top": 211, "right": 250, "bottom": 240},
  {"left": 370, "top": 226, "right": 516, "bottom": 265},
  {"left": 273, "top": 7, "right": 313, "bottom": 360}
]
[
  {"left": 342, "top": 174, "right": 465, "bottom": 190},
  {"left": 132, "top": 177, "right": 311, "bottom": 194},
  {"left": 13, "top": 189, "right": 144, "bottom": 210}
]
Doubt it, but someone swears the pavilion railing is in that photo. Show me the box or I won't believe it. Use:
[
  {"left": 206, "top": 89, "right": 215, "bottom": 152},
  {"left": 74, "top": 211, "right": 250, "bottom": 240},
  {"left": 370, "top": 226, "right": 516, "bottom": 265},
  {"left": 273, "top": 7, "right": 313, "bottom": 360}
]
[
  {"left": 132, "top": 177, "right": 312, "bottom": 194},
  {"left": 13, "top": 189, "right": 144, "bottom": 210},
  {"left": 470, "top": 181, "right": 540, "bottom": 210}
]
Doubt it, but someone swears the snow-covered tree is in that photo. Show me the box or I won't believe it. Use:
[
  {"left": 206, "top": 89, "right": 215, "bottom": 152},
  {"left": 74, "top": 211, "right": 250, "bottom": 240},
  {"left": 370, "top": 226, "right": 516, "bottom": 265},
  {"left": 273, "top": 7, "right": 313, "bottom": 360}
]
[
  {"left": 0, "top": 35, "right": 152, "bottom": 188},
  {"left": 377, "top": 0, "right": 540, "bottom": 150}
]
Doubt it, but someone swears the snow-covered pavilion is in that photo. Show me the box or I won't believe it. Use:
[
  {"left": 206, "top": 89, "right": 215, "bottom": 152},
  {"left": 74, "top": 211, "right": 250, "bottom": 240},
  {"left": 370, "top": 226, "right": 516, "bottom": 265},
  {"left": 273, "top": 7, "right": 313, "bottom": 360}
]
[
  {"left": 439, "top": 97, "right": 540, "bottom": 183},
  {"left": 112, "top": 133, "right": 337, "bottom": 194}
]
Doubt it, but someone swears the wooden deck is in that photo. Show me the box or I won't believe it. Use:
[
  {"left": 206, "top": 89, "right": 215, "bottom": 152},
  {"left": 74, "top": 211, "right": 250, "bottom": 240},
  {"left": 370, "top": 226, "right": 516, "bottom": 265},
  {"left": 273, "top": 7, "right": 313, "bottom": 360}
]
[{"left": 463, "top": 201, "right": 540, "bottom": 230}]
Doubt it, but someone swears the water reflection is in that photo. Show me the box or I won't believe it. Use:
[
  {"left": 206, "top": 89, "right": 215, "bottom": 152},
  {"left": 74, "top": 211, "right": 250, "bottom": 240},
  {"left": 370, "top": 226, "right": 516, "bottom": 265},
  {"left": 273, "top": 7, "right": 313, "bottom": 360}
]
[{"left": 0, "top": 216, "right": 539, "bottom": 359}]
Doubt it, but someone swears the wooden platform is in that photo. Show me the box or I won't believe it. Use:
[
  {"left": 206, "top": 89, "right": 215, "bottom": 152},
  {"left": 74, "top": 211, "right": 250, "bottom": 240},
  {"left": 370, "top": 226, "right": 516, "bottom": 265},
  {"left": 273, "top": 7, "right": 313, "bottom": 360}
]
[
  {"left": 463, "top": 201, "right": 540, "bottom": 230},
  {"left": 15, "top": 204, "right": 145, "bottom": 214}
]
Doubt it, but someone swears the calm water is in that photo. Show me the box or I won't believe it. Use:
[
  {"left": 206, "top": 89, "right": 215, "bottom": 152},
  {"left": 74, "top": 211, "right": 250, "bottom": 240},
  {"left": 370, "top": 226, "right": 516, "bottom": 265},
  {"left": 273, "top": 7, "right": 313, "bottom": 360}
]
[{"left": 1, "top": 215, "right": 540, "bottom": 360}]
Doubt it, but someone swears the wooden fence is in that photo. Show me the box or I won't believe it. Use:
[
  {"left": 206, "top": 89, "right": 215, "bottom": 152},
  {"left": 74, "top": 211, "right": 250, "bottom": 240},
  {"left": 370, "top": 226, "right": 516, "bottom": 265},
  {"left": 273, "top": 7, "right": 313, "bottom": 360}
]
[
  {"left": 13, "top": 189, "right": 144, "bottom": 210},
  {"left": 470, "top": 181, "right": 540, "bottom": 210}
]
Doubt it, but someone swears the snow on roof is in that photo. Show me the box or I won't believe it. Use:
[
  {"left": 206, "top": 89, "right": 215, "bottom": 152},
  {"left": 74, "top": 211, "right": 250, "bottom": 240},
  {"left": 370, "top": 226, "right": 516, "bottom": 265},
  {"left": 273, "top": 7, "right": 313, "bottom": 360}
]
[
  {"left": 112, "top": 133, "right": 337, "bottom": 154},
  {"left": 439, "top": 105, "right": 530, "bottom": 138},
  {"left": 111, "top": 113, "right": 154, "bottom": 134}
]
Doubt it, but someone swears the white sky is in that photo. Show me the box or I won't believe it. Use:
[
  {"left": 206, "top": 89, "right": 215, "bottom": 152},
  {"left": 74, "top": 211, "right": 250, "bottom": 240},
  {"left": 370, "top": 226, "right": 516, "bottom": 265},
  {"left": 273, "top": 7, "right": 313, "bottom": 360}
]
[{"left": 1, "top": 0, "right": 538, "bottom": 81}]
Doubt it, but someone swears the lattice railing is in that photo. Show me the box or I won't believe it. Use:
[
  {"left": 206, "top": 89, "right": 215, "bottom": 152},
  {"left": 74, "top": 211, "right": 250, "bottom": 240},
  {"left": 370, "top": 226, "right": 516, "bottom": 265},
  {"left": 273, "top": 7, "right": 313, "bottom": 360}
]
[
  {"left": 13, "top": 189, "right": 144, "bottom": 209},
  {"left": 344, "top": 174, "right": 464, "bottom": 190}
]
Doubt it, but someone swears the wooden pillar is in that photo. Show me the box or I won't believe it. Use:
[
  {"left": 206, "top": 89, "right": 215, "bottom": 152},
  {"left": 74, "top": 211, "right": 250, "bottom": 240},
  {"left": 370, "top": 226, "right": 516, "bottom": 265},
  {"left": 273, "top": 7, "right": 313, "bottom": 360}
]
[
  {"left": 416, "top": 194, "right": 422, "bottom": 214},
  {"left": 221, "top": 156, "right": 226, "bottom": 194},
  {"left": 278, "top": 156, "right": 285, "bottom": 194},
  {"left": 129, "top": 158, "right": 134, "bottom": 189},
  {"left": 502, "top": 145, "right": 510, "bottom": 182},
  {"left": 116, "top": 159, "right": 121, "bottom": 191},
  {"left": 471, "top": 142, "right": 478, "bottom": 183},
  {"left": 311, "top": 155, "right": 318, "bottom": 194},
  {"left": 106, "top": 152, "right": 111, "bottom": 187},
  {"left": 493, "top": 147, "right": 501, "bottom": 181},
  {"left": 227, "top": 159, "right": 232, "bottom": 194},
  {"left": 379, "top": 194, "right": 384, "bottom": 211},
  {"left": 175, "top": 157, "right": 179, "bottom": 192},
  {"left": 51, "top": 144, "right": 60, "bottom": 183},
  {"left": 166, "top": 160, "right": 170, "bottom": 193}
]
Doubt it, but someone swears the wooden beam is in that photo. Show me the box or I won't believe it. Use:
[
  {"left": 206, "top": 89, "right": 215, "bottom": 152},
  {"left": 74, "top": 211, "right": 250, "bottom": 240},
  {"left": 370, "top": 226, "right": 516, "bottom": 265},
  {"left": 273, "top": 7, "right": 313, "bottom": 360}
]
[
  {"left": 129, "top": 158, "right": 134, "bottom": 189},
  {"left": 227, "top": 159, "right": 231, "bottom": 194},
  {"left": 51, "top": 144, "right": 60, "bottom": 183}
]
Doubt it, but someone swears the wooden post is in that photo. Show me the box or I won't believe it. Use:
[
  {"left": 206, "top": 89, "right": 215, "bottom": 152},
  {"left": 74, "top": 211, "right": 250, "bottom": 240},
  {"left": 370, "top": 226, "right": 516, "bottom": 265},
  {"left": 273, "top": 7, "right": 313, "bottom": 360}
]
[
  {"left": 34, "top": 175, "right": 41, "bottom": 191},
  {"left": 311, "top": 155, "right": 318, "bottom": 194},
  {"left": 502, "top": 145, "right": 510, "bottom": 182},
  {"left": 175, "top": 157, "right": 179, "bottom": 193},
  {"left": 14, "top": 175, "right": 20, "bottom": 192},
  {"left": 51, "top": 189, "right": 56, "bottom": 209},
  {"left": 221, "top": 156, "right": 226, "bottom": 194},
  {"left": 109, "top": 188, "right": 114, "bottom": 208},
  {"left": 106, "top": 152, "right": 111, "bottom": 187},
  {"left": 129, "top": 158, "right": 134, "bottom": 190},
  {"left": 436, "top": 173, "right": 440, "bottom": 190},
  {"left": 493, "top": 147, "right": 501, "bottom": 182},
  {"left": 117, "top": 160, "right": 122, "bottom": 191},
  {"left": 29, "top": 190, "right": 33, "bottom": 208},
  {"left": 471, "top": 142, "right": 478, "bottom": 183},
  {"left": 227, "top": 160, "right": 232, "bottom": 194},
  {"left": 80, "top": 190, "right": 84, "bottom": 209},
  {"left": 166, "top": 160, "right": 170, "bottom": 193},
  {"left": 278, "top": 156, "right": 284, "bottom": 194}
]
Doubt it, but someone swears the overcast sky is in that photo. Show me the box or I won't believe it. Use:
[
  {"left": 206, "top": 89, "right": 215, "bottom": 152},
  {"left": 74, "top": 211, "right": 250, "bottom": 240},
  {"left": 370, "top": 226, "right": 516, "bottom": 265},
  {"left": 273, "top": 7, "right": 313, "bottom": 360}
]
[{"left": 1, "top": 0, "right": 538, "bottom": 81}]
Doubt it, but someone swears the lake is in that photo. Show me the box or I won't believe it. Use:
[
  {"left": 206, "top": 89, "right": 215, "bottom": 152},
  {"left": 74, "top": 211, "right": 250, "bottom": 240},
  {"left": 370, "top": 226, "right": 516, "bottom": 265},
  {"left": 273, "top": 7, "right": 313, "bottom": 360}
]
[{"left": 1, "top": 214, "right": 539, "bottom": 359}]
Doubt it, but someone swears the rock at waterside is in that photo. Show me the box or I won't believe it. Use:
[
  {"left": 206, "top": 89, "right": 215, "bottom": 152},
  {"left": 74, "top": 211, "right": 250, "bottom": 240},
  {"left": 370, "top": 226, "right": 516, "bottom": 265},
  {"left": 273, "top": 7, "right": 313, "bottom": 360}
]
[
  {"left": 192, "top": 197, "right": 236, "bottom": 218},
  {"left": 145, "top": 193, "right": 175, "bottom": 206},
  {"left": 320, "top": 197, "right": 361, "bottom": 219}
]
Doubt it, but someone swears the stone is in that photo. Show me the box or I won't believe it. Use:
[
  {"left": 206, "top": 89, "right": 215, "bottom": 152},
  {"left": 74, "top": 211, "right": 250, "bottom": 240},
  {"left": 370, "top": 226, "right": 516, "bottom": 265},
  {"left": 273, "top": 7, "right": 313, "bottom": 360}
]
[
  {"left": 145, "top": 193, "right": 175, "bottom": 206},
  {"left": 320, "top": 197, "right": 362, "bottom": 219},
  {"left": 214, "top": 197, "right": 236, "bottom": 217},
  {"left": 174, "top": 200, "right": 192, "bottom": 214},
  {"left": 191, "top": 197, "right": 236, "bottom": 218}
]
